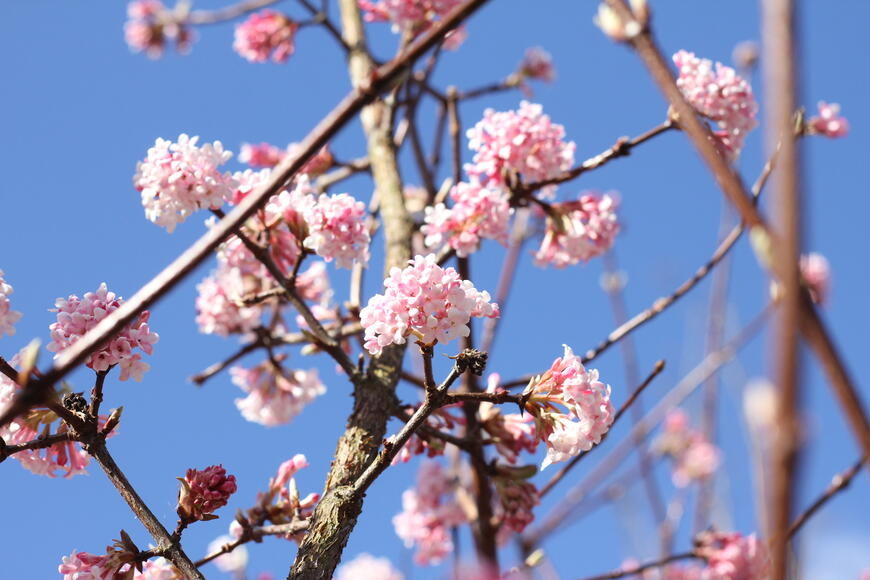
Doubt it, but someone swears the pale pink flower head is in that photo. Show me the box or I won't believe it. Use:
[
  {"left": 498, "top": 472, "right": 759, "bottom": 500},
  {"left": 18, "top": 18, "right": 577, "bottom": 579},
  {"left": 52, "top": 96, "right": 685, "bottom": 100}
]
[
  {"left": 422, "top": 180, "right": 513, "bottom": 257},
  {"left": 137, "top": 557, "right": 181, "bottom": 579},
  {"left": 134, "top": 134, "right": 236, "bottom": 232},
  {"left": 269, "top": 454, "right": 309, "bottom": 495},
  {"left": 673, "top": 50, "right": 758, "bottom": 159},
  {"left": 287, "top": 143, "right": 335, "bottom": 177},
  {"left": 360, "top": 254, "right": 499, "bottom": 355},
  {"left": 239, "top": 142, "right": 286, "bottom": 168},
  {"left": 234, "top": 10, "right": 298, "bottom": 63},
  {"left": 231, "top": 362, "right": 326, "bottom": 427},
  {"left": 534, "top": 192, "right": 619, "bottom": 268},
  {"left": 518, "top": 47, "right": 556, "bottom": 83},
  {"left": 696, "top": 531, "right": 769, "bottom": 580},
  {"left": 47, "top": 283, "right": 159, "bottom": 382},
  {"left": 495, "top": 478, "right": 539, "bottom": 534},
  {"left": 195, "top": 267, "right": 263, "bottom": 337},
  {"left": 0, "top": 270, "right": 22, "bottom": 337},
  {"left": 335, "top": 553, "right": 404, "bottom": 580},
  {"left": 124, "top": 1, "right": 195, "bottom": 58},
  {"left": 466, "top": 101, "right": 575, "bottom": 189},
  {"left": 59, "top": 550, "right": 114, "bottom": 579},
  {"left": 673, "top": 436, "right": 720, "bottom": 488},
  {"left": 808, "top": 101, "right": 849, "bottom": 138},
  {"left": 800, "top": 252, "right": 831, "bottom": 305},
  {"left": 177, "top": 464, "right": 237, "bottom": 522},
  {"left": 295, "top": 261, "right": 332, "bottom": 304},
  {"left": 359, "top": 0, "right": 465, "bottom": 48},
  {"left": 302, "top": 193, "right": 371, "bottom": 269},
  {"left": 525, "top": 345, "right": 614, "bottom": 469}
]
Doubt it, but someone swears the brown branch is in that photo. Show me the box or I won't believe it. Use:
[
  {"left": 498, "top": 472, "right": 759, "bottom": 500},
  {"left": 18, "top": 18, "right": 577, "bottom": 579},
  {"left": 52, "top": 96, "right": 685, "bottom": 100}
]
[
  {"left": 538, "top": 360, "right": 666, "bottom": 498},
  {"left": 604, "top": 0, "right": 870, "bottom": 480},
  {"left": 787, "top": 457, "right": 865, "bottom": 538},
  {"left": 0, "top": 432, "right": 74, "bottom": 461},
  {"left": 577, "top": 552, "right": 698, "bottom": 580},
  {"left": 0, "top": 0, "right": 489, "bottom": 433},
  {"left": 314, "top": 157, "right": 371, "bottom": 192},
  {"left": 195, "top": 520, "right": 310, "bottom": 567}
]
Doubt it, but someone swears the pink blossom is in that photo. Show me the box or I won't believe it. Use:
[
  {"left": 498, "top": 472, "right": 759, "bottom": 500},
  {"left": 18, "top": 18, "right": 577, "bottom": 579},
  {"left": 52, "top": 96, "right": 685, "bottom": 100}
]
[
  {"left": 0, "top": 270, "right": 22, "bottom": 337},
  {"left": 195, "top": 267, "right": 263, "bottom": 337},
  {"left": 480, "top": 376, "right": 538, "bottom": 463},
  {"left": 286, "top": 142, "right": 335, "bottom": 177},
  {"left": 124, "top": 1, "right": 195, "bottom": 58},
  {"left": 534, "top": 192, "right": 619, "bottom": 268},
  {"left": 465, "top": 101, "right": 575, "bottom": 189},
  {"left": 801, "top": 252, "right": 831, "bottom": 305},
  {"left": 360, "top": 254, "right": 499, "bottom": 355},
  {"left": 239, "top": 142, "right": 286, "bottom": 168},
  {"left": 808, "top": 101, "right": 849, "bottom": 138},
  {"left": 422, "top": 180, "right": 513, "bottom": 257},
  {"left": 134, "top": 134, "right": 235, "bottom": 232},
  {"left": 518, "top": 47, "right": 556, "bottom": 83},
  {"left": 229, "top": 168, "right": 272, "bottom": 206},
  {"left": 234, "top": 10, "right": 298, "bottom": 63},
  {"left": 524, "top": 345, "right": 614, "bottom": 469},
  {"left": 495, "top": 478, "right": 539, "bottom": 533},
  {"left": 269, "top": 454, "right": 309, "bottom": 495},
  {"left": 295, "top": 261, "right": 332, "bottom": 304},
  {"left": 3, "top": 419, "right": 90, "bottom": 478},
  {"left": 177, "top": 465, "right": 237, "bottom": 522},
  {"left": 656, "top": 409, "right": 721, "bottom": 487},
  {"left": 136, "top": 558, "right": 180, "bottom": 579},
  {"left": 696, "top": 531, "right": 769, "bottom": 580},
  {"left": 335, "top": 553, "right": 404, "bottom": 580},
  {"left": 231, "top": 361, "right": 326, "bottom": 426},
  {"left": 673, "top": 50, "right": 758, "bottom": 159},
  {"left": 59, "top": 550, "right": 115, "bottom": 579},
  {"left": 302, "top": 193, "right": 371, "bottom": 269},
  {"left": 359, "top": 0, "right": 464, "bottom": 48},
  {"left": 47, "top": 283, "right": 158, "bottom": 382},
  {"left": 393, "top": 461, "right": 467, "bottom": 565}
]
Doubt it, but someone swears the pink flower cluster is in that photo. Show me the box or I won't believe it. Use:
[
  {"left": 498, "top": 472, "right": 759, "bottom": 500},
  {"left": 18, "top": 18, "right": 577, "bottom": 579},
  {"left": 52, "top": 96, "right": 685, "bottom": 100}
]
[
  {"left": 359, "top": 0, "right": 465, "bottom": 48},
  {"left": 534, "top": 192, "right": 619, "bottom": 268},
  {"left": 360, "top": 254, "right": 499, "bottom": 355},
  {"left": 0, "top": 270, "right": 21, "bottom": 337},
  {"left": 422, "top": 180, "right": 513, "bottom": 257},
  {"left": 480, "top": 374, "right": 538, "bottom": 464},
  {"left": 495, "top": 478, "right": 539, "bottom": 534},
  {"left": 808, "top": 101, "right": 849, "bottom": 138},
  {"left": 230, "top": 361, "right": 326, "bottom": 426},
  {"left": 239, "top": 142, "right": 334, "bottom": 175},
  {"left": 656, "top": 410, "right": 721, "bottom": 488},
  {"left": 2, "top": 418, "right": 89, "bottom": 479},
  {"left": 518, "top": 47, "right": 556, "bottom": 84},
  {"left": 673, "top": 50, "right": 758, "bottom": 159},
  {"left": 302, "top": 193, "right": 371, "bottom": 269},
  {"left": 195, "top": 267, "right": 263, "bottom": 336},
  {"left": 335, "top": 553, "right": 404, "bottom": 580},
  {"left": 800, "top": 252, "right": 831, "bottom": 305},
  {"left": 393, "top": 461, "right": 467, "bottom": 565},
  {"left": 134, "top": 134, "right": 235, "bottom": 232},
  {"left": 465, "top": 101, "right": 575, "bottom": 189},
  {"left": 234, "top": 10, "right": 298, "bottom": 63},
  {"left": 47, "top": 283, "right": 158, "bottom": 382},
  {"left": 524, "top": 345, "right": 614, "bottom": 469},
  {"left": 696, "top": 531, "right": 769, "bottom": 580},
  {"left": 124, "top": 1, "right": 195, "bottom": 58},
  {"left": 177, "top": 464, "right": 237, "bottom": 522},
  {"left": 59, "top": 551, "right": 178, "bottom": 579}
]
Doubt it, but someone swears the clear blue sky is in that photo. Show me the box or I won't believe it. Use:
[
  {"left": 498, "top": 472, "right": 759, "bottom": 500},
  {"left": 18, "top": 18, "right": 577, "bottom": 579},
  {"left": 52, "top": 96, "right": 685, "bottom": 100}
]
[{"left": 1, "top": 1, "right": 868, "bottom": 578}]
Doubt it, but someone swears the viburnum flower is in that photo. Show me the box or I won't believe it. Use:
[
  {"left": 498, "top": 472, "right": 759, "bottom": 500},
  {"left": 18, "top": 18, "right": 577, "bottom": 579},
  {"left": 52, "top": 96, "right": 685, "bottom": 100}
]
[
  {"left": 524, "top": 345, "right": 615, "bottom": 469},
  {"left": 138, "top": 558, "right": 181, "bottom": 579},
  {"left": 3, "top": 418, "right": 89, "bottom": 478},
  {"left": 359, "top": 0, "right": 465, "bottom": 49},
  {"left": 239, "top": 142, "right": 286, "bottom": 168},
  {"left": 124, "top": 1, "right": 195, "bottom": 58},
  {"left": 393, "top": 461, "right": 467, "bottom": 565},
  {"left": 360, "top": 254, "right": 499, "bottom": 356},
  {"left": 295, "top": 261, "right": 332, "bottom": 304},
  {"left": 800, "top": 252, "right": 831, "bottom": 305},
  {"left": 335, "top": 553, "right": 404, "bottom": 580},
  {"left": 808, "top": 101, "right": 849, "bottom": 138},
  {"left": 195, "top": 267, "right": 263, "bottom": 337},
  {"left": 534, "top": 192, "right": 619, "bottom": 268},
  {"left": 287, "top": 142, "right": 335, "bottom": 177},
  {"left": 696, "top": 531, "right": 769, "bottom": 580},
  {"left": 47, "top": 283, "right": 159, "bottom": 382},
  {"left": 517, "top": 47, "right": 556, "bottom": 83},
  {"left": 0, "top": 269, "right": 22, "bottom": 337},
  {"left": 59, "top": 550, "right": 116, "bottom": 579},
  {"left": 177, "top": 465, "right": 237, "bottom": 522},
  {"left": 302, "top": 193, "right": 371, "bottom": 269},
  {"left": 134, "top": 134, "right": 236, "bottom": 232},
  {"left": 393, "top": 407, "right": 461, "bottom": 464},
  {"left": 673, "top": 50, "right": 758, "bottom": 159},
  {"left": 231, "top": 360, "right": 326, "bottom": 426},
  {"left": 494, "top": 478, "right": 539, "bottom": 534},
  {"left": 422, "top": 180, "right": 513, "bottom": 257},
  {"left": 234, "top": 10, "right": 298, "bottom": 63},
  {"left": 480, "top": 374, "right": 538, "bottom": 464},
  {"left": 465, "top": 101, "right": 575, "bottom": 189},
  {"left": 655, "top": 410, "right": 721, "bottom": 487}
]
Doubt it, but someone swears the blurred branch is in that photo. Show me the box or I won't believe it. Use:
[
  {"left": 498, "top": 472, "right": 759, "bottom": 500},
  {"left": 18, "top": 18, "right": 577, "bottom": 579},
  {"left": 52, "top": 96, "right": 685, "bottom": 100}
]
[{"left": 787, "top": 457, "right": 865, "bottom": 538}]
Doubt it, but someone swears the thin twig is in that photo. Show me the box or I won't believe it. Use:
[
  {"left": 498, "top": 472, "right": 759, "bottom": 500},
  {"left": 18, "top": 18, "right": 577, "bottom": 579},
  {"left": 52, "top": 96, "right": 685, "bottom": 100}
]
[
  {"left": 194, "top": 520, "right": 310, "bottom": 567},
  {"left": 787, "top": 457, "right": 865, "bottom": 538},
  {"left": 576, "top": 552, "right": 698, "bottom": 580}
]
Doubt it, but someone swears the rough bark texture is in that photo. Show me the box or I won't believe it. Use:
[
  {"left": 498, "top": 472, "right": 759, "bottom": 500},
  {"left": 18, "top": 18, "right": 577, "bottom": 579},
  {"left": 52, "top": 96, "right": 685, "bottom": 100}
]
[{"left": 288, "top": 1, "right": 413, "bottom": 578}]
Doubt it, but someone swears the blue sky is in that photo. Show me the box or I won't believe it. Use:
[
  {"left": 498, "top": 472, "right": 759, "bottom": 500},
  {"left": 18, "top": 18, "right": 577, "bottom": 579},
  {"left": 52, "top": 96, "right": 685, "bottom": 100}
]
[{"left": 1, "top": 1, "right": 869, "bottom": 578}]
